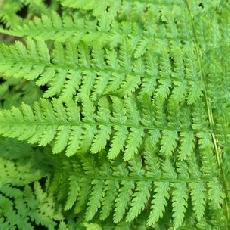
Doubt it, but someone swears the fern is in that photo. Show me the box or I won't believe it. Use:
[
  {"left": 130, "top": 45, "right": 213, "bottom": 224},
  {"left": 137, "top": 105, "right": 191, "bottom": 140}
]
[
  {"left": 0, "top": 38, "right": 156, "bottom": 100},
  {"left": 0, "top": 138, "right": 64, "bottom": 229},
  {"left": 0, "top": 96, "right": 220, "bottom": 162},
  {"left": 0, "top": 0, "right": 229, "bottom": 229},
  {"left": 0, "top": 5, "right": 209, "bottom": 102},
  {"left": 0, "top": 0, "right": 59, "bottom": 29},
  {"left": 44, "top": 153, "right": 225, "bottom": 228},
  {"left": 0, "top": 0, "right": 24, "bottom": 28},
  {"left": 0, "top": 97, "right": 160, "bottom": 159},
  {"left": 0, "top": 181, "right": 67, "bottom": 229}
]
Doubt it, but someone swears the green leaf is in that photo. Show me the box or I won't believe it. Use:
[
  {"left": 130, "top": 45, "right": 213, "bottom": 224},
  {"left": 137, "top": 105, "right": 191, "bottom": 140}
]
[
  {"left": 147, "top": 182, "right": 170, "bottom": 226},
  {"left": 172, "top": 183, "right": 188, "bottom": 228},
  {"left": 190, "top": 182, "right": 206, "bottom": 222},
  {"left": 126, "top": 181, "right": 152, "bottom": 222},
  {"left": 85, "top": 180, "right": 104, "bottom": 221},
  {"left": 65, "top": 175, "right": 80, "bottom": 210},
  {"left": 114, "top": 181, "right": 135, "bottom": 223}
]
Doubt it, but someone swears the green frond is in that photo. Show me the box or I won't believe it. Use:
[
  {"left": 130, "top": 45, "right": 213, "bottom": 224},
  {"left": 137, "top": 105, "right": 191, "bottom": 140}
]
[
  {"left": 172, "top": 182, "right": 188, "bottom": 228},
  {"left": 100, "top": 180, "right": 119, "bottom": 221},
  {"left": 0, "top": 138, "right": 50, "bottom": 185},
  {"left": 126, "top": 181, "right": 151, "bottom": 222},
  {"left": 41, "top": 152, "right": 225, "bottom": 228},
  {"left": 0, "top": 156, "right": 43, "bottom": 186},
  {"left": 179, "top": 131, "right": 194, "bottom": 161},
  {"left": 0, "top": 14, "right": 124, "bottom": 51},
  {"left": 114, "top": 180, "right": 135, "bottom": 223},
  {"left": 0, "top": 97, "right": 178, "bottom": 159},
  {"left": 190, "top": 182, "right": 206, "bottom": 222},
  {"left": 0, "top": 182, "right": 64, "bottom": 230},
  {"left": 0, "top": 39, "right": 49, "bottom": 80},
  {"left": 0, "top": 142, "right": 65, "bottom": 229},
  {"left": 0, "top": 0, "right": 22, "bottom": 28},
  {"left": 160, "top": 130, "right": 178, "bottom": 157},
  {"left": 64, "top": 175, "right": 80, "bottom": 211},
  {"left": 0, "top": 96, "right": 206, "bottom": 162},
  {"left": 147, "top": 182, "right": 170, "bottom": 226},
  {"left": 85, "top": 179, "right": 105, "bottom": 221},
  {"left": 0, "top": 0, "right": 229, "bottom": 228},
  {"left": 0, "top": 21, "right": 208, "bottom": 103}
]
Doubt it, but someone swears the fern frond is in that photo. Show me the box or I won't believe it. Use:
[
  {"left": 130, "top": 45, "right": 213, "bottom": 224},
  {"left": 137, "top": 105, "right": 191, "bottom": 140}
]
[
  {"left": 160, "top": 130, "right": 178, "bottom": 157},
  {"left": 0, "top": 97, "right": 170, "bottom": 159},
  {"left": 0, "top": 39, "right": 49, "bottom": 80},
  {"left": 190, "top": 181, "right": 206, "bottom": 222},
  {"left": 64, "top": 175, "right": 80, "bottom": 211},
  {"left": 114, "top": 180, "right": 135, "bottom": 223},
  {"left": 0, "top": 138, "right": 50, "bottom": 186},
  {"left": 0, "top": 182, "right": 64, "bottom": 229},
  {"left": 0, "top": 157, "right": 43, "bottom": 185},
  {"left": 43, "top": 151, "right": 225, "bottom": 228},
  {"left": 0, "top": 0, "right": 229, "bottom": 228},
  {"left": 0, "top": 0, "right": 22, "bottom": 28},
  {"left": 100, "top": 180, "right": 119, "bottom": 221},
  {"left": 0, "top": 32, "right": 204, "bottom": 102},
  {"left": 0, "top": 142, "right": 65, "bottom": 229},
  {"left": 147, "top": 182, "right": 170, "bottom": 226},
  {"left": 85, "top": 179, "right": 105, "bottom": 221},
  {"left": 60, "top": 0, "right": 121, "bottom": 31},
  {"left": 0, "top": 11, "right": 120, "bottom": 44},
  {"left": 126, "top": 181, "right": 151, "bottom": 222}
]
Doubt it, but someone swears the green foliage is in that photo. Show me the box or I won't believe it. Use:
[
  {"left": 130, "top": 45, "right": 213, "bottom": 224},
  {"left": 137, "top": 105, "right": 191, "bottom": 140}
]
[
  {"left": 0, "top": 0, "right": 229, "bottom": 229},
  {"left": 45, "top": 153, "right": 226, "bottom": 228},
  {"left": 0, "top": 183, "right": 64, "bottom": 229}
]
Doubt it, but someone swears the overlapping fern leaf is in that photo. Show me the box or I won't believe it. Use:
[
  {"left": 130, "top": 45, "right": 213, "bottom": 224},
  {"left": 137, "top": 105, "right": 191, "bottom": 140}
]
[
  {"left": 0, "top": 96, "right": 218, "bottom": 162},
  {"left": 46, "top": 151, "right": 225, "bottom": 229},
  {"left": 0, "top": 0, "right": 229, "bottom": 229},
  {"left": 0, "top": 138, "right": 66, "bottom": 229}
]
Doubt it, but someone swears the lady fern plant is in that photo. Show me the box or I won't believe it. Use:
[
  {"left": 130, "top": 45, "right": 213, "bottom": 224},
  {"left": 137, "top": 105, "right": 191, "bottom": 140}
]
[{"left": 0, "top": 0, "right": 229, "bottom": 229}]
